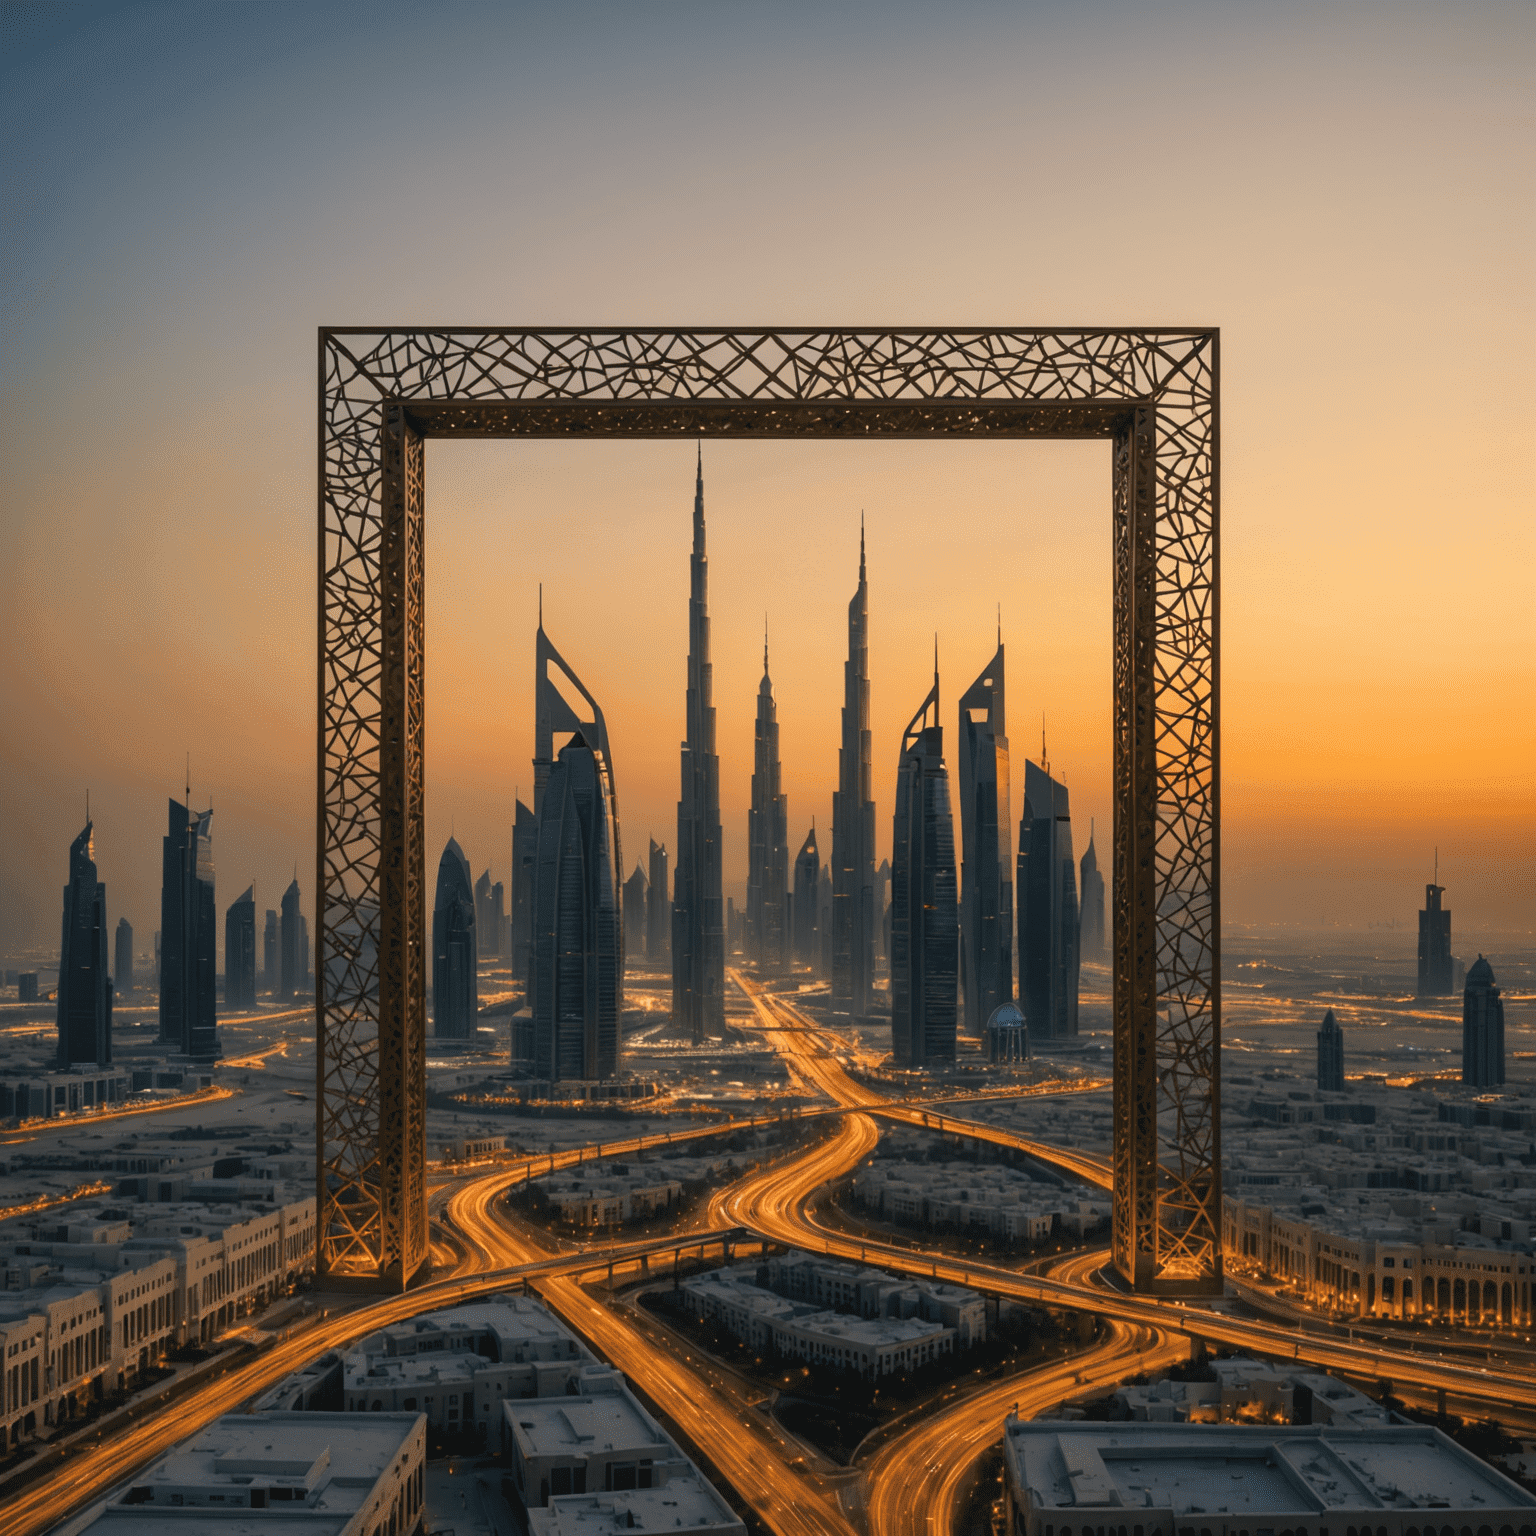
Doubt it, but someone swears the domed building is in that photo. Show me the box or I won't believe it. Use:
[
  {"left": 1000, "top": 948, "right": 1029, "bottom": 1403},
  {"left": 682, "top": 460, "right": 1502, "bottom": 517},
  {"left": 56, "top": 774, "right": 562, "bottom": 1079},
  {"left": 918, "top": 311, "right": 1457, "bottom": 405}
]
[{"left": 987, "top": 1001, "right": 1028, "bottom": 1065}]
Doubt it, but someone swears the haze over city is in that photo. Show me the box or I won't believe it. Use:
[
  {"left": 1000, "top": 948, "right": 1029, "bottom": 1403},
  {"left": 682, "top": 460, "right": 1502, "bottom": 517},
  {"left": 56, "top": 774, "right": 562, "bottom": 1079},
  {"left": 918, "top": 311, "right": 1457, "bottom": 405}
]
[{"left": 1, "top": 6, "right": 1533, "bottom": 1536}]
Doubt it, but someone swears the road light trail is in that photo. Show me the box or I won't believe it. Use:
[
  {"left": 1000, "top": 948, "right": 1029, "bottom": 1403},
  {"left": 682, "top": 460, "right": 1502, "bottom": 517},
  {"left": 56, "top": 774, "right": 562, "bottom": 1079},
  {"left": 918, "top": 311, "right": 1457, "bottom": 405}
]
[
  {"left": 449, "top": 1123, "right": 860, "bottom": 1536},
  {"left": 728, "top": 970, "right": 1536, "bottom": 1421},
  {"left": 864, "top": 1247, "right": 1179, "bottom": 1536}
]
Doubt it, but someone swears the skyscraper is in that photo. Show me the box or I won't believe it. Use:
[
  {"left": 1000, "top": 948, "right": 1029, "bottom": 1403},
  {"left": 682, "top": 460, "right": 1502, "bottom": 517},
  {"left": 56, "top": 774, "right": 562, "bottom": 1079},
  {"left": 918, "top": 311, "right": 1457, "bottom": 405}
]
[
  {"left": 792, "top": 826, "right": 820, "bottom": 969},
  {"left": 532, "top": 732, "right": 622, "bottom": 1081},
  {"left": 1078, "top": 822, "right": 1106, "bottom": 962},
  {"left": 1418, "top": 881, "right": 1453, "bottom": 997},
  {"left": 1017, "top": 757, "right": 1079, "bottom": 1038},
  {"left": 673, "top": 450, "right": 724, "bottom": 1044},
  {"left": 114, "top": 916, "right": 134, "bottom": 996},
  {"left": 280, "top": 878, "right": 305, "bottom": 999},
  {"left": 816, "top": 866, "right": 833, "bottom": 981},
  {"left": 957, "top": 639, "right": 1012, "bottom": 1035},
  {"left": 432, "top": 837, "right": 477, "bottom": 1040},
  {"left": 1317, "top": 1008, "right": 1344, "bottom": 1092},
  {"left": 262, "top": 908, "right": 278, "bottom": 994},
  {"left": 623, "top": 861, "right": 648, "bottom": 964},
  {"left": 831, "top": 524, "right": 876, "bottom": 1021},
  {"left": 474, "top": 870, "right": 494, "bottom": 957},
  {"left": 1461, "top": 956, "right": 1505, "bottom": 1088},
  {"left": 491, "top": 880, "right": 507, "bottom": 960},
  {"left": 747, "top": 632, "right": 789, "bottom": 971},
  {"left": 511, "top": 800, "right": 536, "bottom": 991},
  {"left": 646, "top": 839, "right": 670, "bottom": 965},
  {"left": 57, "top": 821, "right": 112, "bottom": 1067},
  {"left": 890, "top": 665, "right": 958, "bottom": 1068},
  {"left": 224, "top": 885, "right": 257, "bottom": 1011},
  {"left": 159, "top": 798, "right": 218, "bottom": 1059}
]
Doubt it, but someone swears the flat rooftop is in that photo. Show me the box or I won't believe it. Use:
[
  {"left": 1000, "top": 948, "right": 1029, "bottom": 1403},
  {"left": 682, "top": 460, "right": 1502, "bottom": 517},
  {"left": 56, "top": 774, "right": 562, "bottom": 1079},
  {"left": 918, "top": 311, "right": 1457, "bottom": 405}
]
[
  {"left": 73, "top": 1412, "right": 424, "bottom": 1536},
  {"left": 1006, "top": 1424, "right": 1536, "bottom": 1516},
  {"left": 529, "top": 1474, "right": 744, "bottom": 1535},
  {"left": 507, "top": 1390, "right": 667, "bottom": 1460}
]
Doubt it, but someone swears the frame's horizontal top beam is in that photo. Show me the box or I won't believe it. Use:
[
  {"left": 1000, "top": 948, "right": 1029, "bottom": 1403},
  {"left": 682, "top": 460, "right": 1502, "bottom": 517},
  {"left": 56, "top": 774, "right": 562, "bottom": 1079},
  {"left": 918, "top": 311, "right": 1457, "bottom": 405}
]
[
  {"left": 401, "top": 398, "right": 1139, "bottom": 439},
  {"left": 323, "top": 325, "right": 1219, "bottom": 339}
]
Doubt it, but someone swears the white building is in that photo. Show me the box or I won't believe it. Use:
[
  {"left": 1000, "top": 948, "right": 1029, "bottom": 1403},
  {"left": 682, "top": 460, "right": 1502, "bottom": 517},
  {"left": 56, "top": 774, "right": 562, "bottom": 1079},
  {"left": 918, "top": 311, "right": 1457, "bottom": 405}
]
[
  {"left": 528, "top": 1470, "right": 744, "bottom": 1536},
  {"left": 1115, "top": 1358, "right": 1390, "bottom": 1427},
  {"left": 1002, "top": 1421, "right": 1536, "bottom": 1536},
  {"left": 0, "top": 1190, "right": 316, "bottom": 1443},
  {"left": 70, "top": 1412, "right": 426, "bottom": 1536}
]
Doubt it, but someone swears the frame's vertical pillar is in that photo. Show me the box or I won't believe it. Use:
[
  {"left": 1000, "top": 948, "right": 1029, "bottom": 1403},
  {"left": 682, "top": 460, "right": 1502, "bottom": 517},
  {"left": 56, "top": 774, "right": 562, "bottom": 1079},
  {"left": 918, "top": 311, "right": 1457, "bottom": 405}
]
[
  {"left": 378, "top": 400, "right": 428, "bottom": 1291},
  {"left": 1112, "top": 406, "right": 1159, "bottom": 1289}
]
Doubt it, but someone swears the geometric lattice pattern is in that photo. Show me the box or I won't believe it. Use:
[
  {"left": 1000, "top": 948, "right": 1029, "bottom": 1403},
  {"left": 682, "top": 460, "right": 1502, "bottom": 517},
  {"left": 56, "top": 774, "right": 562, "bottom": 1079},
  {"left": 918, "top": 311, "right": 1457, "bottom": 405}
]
[{"left": 319, "top": 328, "right": 1221, "bottom": 1293}]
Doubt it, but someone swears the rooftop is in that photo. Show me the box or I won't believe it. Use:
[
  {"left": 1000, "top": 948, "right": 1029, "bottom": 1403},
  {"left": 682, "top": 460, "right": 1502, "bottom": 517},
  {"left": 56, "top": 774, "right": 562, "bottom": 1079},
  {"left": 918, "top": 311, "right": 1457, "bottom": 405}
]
[
  {"left": 507, "top": 1388, "right": 667, "bottom": 1460},
  {"left": 1005, "top": 1423, "right": 1535, "bottom": 1516},
  {"left": 529, "top": 1473, "right": 744, "bottom": 1535}
]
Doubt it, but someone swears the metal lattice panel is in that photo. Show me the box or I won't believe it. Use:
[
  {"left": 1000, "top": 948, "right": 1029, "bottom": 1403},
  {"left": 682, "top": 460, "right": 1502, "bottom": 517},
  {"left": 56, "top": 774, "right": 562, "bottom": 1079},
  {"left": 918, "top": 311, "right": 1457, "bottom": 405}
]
[{"left": 318, "top": 327, "right": 1220, "bottom": 1293}]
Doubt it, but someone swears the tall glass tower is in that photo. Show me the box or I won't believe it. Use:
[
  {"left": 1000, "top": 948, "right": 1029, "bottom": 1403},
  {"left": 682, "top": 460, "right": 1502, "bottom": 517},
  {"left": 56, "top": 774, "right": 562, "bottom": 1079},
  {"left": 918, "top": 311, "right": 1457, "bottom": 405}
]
[
  {"left": 532, "top": 732, "right": 622, "bottom": 1081},
  {"left": 160, "top": 797, "right": 218, "bottom": 1059},
  {"left": 1017, "top": 758, "right": 1079, "bottom": 1038},
  {"left": 58, "top": 821, "right": 112, "bottom": 1067},
  {"left": 673, "top": 450, "right": 724, "bottom": 1043},
  {"left": 432, "top": 837, "right": 477, "bottom": 1040},
  {"left": 957, "top": 639, "right": 1012, "bottom": 1035},
  {"left": 832, "top": 525, "right": 876, "bottom": 1020},
  {"left": 224, "top": 885, "right": 257, "bottom": 1011},
  {"left": 890, "top": 665, "right": 958, "bottom": 1067},
  {"left": 792, "top": 825, "right": 820, "bottom": 968}
]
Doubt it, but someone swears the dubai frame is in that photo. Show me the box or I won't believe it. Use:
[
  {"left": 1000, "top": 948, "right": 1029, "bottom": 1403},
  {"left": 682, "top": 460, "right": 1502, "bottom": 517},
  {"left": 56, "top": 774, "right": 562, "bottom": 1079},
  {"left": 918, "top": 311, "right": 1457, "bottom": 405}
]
[{"left": 316, "top": 327, "right": 1221, "bottom": 1295}]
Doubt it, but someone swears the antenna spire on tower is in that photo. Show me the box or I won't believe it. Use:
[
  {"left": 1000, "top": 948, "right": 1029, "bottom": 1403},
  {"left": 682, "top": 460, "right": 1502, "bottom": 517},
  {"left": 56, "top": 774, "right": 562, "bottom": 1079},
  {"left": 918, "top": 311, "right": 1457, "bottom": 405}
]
[{"left": 859, "top": 512, "right": 866, "bottom": 582}]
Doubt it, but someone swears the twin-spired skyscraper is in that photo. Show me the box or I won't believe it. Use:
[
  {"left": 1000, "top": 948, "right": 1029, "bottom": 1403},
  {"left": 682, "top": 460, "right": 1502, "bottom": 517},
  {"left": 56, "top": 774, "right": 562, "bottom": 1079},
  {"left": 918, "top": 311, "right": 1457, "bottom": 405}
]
[
  {"left": 957, "top": 639, "right": 1012, "bottom": 1034},
  {"left": 672, "top": 450, "right": 725, "bottom": 1044},
  {"left": 890, "top": 664, "right": 958, "bottom": 1066}
]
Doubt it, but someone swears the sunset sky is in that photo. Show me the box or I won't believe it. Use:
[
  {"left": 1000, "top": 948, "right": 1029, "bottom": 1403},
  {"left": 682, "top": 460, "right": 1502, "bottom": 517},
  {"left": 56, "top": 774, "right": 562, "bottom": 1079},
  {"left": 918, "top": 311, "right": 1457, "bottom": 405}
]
[{"left": 2, "top": 0, "right": 1531, "bottom": 960}]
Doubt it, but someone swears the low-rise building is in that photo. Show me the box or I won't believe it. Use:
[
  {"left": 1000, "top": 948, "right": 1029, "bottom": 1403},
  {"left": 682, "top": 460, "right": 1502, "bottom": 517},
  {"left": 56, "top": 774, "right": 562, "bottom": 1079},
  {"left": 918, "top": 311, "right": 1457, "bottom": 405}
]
[
  {"left": 504, "top": 1375, "right": 686, "bottom": 1516},
  {"left": 1002, "top": 1421, "right": 1536, "bottom": 1536},
  {"left": 679, "top": 1254, "right": 979, "bottom": 1378},
  {"left": 0, "top": 1190, "right": 316, "bottom": 1441},
  {"left": 528, "top": 1470, "right": 744, "bottom": 1536},
  {"left": 1115, "top": 1359, "right": 1389, "bottom": 1427},
  {"left": 75, "top": 1412, "right": 426, "bottom": 1536}
]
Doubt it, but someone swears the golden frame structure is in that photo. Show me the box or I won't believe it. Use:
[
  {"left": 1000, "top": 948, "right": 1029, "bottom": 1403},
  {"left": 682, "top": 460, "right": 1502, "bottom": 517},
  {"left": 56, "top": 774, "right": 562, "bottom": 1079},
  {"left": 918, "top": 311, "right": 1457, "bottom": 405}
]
[{"left": 316, "top": 327, "right": 1221, "bottom": 1294}]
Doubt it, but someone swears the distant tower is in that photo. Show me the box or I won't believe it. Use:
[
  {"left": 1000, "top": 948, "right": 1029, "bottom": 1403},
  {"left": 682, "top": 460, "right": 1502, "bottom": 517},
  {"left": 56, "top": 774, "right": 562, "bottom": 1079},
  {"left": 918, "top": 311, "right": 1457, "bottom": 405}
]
[
  {"left": 432, "top": 838, "right": 477, "bottom": 1040},
  {"left": 987, "top": 1000, "right": 1029, "bottom": 1065},
  {"left": 831, "top": 524, "right": 876, "bottom": 1021},
  {"left": 1317, "top": 1008, "right": 1345, "bottom": 1092},
  {"left": 511, "top": 800, "right": 536, "bottom": 991},
  {"left": 474, "top": 870, "right": 494, "bottom": 958},
  {"left": 957, "top": 638, "right": 1012, "bottom": 1035},
  {"left": 262, "top": 908, "right": 278, "bottom": 994},
  {"left": 159, "top": 797, "right": 218, "bottom": 1059},
  {"left": 623, "top": 861, "right": 649, "bottom": 964},
  {"left": 532, "top": 732, "right": 622, "bottom": 1081},
  {"left": 890, "top": 663, "right": 958, "bottom": 1068},
  {"left": 1417, "top": 878, "right": 1453, "bottom": 997},
  {"left": 114, "top": 916, "right": 134, "bottom": 996},
  {"left": 816, "top": 866, "right": 834, "bottom": 981},
  {"left": 490, "top": 880, "right": 507, "bottom": 960},
  {"left": 1461, "top": 956, "right": 1505, "bottom": 1088},
  {"left": 1078, "top": 822, "right": 1106, "bottom": 962},
  {"left": 224, "top": 885, "right": 257, "bottom": 1011},
  {"left": 747, "top": 630, "right": 790, "bottom": 971},
  {"left": 1017, "top": 756, "right": 1079, "bottom": 1038},
  {"left": 280, "top": 878, "right": 305, "bottom": 999},
  {"left": 57, "top": 821, "right": 112, "bottom": 1067},
  {"left": 673, "top": 450, "right": 725, "bottom": 1044},
  {"left": 792, "top": 826, "right": 820, "bottom": 968},
  {"left": 875, "top": 858, "right": 892, "bottom": 967},
  {"left": 646, "top": 839, "right": 670, "bottom": 964}
]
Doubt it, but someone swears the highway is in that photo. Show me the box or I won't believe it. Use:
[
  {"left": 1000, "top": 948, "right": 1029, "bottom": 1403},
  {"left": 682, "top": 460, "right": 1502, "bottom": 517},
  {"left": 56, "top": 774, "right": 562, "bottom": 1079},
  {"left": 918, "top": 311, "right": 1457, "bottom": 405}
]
[{"left": 10, "top": 969, "right": 1533, "bottom": 1536}]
